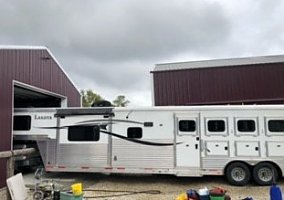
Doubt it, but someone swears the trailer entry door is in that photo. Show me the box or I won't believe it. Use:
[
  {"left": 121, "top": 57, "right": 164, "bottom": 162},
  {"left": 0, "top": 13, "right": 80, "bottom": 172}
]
[{"left": 175, "top": 114, "right": 200, "bottom": 170}]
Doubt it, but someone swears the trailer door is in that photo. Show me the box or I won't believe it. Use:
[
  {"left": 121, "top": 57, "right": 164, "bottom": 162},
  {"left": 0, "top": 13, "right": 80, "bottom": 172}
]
[{"left": 175, "top": 114, "right": 200, "bottom": 172}]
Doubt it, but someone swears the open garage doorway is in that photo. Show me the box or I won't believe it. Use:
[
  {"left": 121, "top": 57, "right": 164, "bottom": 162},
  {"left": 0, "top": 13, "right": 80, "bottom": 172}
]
[
  {"left": 12, "top": 81, "right": 67, "bottom": 171},
  {"left": 13, "top": 81, "right": 67, "bottom": 108}
]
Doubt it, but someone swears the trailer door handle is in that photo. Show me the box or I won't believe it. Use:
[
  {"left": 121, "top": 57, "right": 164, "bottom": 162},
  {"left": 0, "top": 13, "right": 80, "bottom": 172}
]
[{"left": 195, "top": 144, "right": 198, "bottom": 149}]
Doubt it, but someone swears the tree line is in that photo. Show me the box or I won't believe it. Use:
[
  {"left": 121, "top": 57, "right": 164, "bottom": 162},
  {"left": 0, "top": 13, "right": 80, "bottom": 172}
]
[{"left": 81, "top": 89, "right": 130, "bottom": 107}]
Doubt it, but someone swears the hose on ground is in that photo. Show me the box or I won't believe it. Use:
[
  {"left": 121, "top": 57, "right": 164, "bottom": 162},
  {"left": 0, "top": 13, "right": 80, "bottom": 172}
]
[{"left": 82, "top": 189, "right": 161, "bottom": 199}]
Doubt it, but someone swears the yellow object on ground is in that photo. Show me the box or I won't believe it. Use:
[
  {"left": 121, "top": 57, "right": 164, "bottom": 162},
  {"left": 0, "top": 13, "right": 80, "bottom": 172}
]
[
  {"left": 176, "top": 192, "right": 188, "bottom": 200},
  {"left": 71, "top": 183, "right": 83, "bottom": 196}
]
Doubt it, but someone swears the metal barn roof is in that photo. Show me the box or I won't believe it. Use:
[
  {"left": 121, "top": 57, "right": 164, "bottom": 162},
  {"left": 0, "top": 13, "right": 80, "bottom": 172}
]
[
  {"left": 154, "top": 54, "right": 284, "bottom": 72},
  {"left": 0, "top": 45, "right": 80, "bottom": 93}
]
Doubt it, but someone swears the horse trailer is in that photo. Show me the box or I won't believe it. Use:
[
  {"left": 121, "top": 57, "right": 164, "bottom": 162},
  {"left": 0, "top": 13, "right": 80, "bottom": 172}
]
[{"left": 13, "top": 105, "right": 284, "bottom": 186}]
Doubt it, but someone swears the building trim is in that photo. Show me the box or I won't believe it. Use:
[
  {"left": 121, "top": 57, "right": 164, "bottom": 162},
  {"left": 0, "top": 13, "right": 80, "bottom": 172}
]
[
  {"left": 154, "top": 54, "right": 284, "bottom": 72},
  {"left": 150, "top": 73, "right": 155, "bottom": 106}
]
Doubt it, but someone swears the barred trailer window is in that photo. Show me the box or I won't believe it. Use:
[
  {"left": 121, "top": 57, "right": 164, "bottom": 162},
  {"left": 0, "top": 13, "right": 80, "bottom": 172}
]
[
  {"left": 179, "top": 120, "right": 196, "bottom": 132},
  {"left": 237, "top": 120, "right": 255, "bottom": 132},
  {"left": 208, "top": 120, "right": 225, "bottom": 132},
  {"left": 268, "top": 120, "right": 284, "bottom": 132}
]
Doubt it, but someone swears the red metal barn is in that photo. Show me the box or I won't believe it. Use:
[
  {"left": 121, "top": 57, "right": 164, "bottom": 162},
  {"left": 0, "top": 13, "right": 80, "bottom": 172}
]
[
  {"left": 0, "top": 46, "right": 81, "bottom": 187},
  {"left": 152, "top": 55, "right": 284, "bottom": 106}
]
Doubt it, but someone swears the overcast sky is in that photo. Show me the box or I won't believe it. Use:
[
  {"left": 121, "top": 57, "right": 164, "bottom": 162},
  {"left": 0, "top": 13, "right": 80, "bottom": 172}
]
[{"left": 1, "top": 0, "right": 284, "bottom": 106}]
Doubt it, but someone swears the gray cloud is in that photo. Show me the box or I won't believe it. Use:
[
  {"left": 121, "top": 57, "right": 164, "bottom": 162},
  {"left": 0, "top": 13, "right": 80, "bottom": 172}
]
[
  {"left": 1, "top": 0, "right": 283, "bottom": 105},
  {"left": 66, "top": 1, "right": 230, "bottom": 62},
  {"left": 218, "top": 0, "right": 284, "bottom": 57},
  {"left": 0, "top": 0, "right": 231, "bottom": 61},
  {"left": 62, "top": 56, "right": 151, "bottom": 91}
]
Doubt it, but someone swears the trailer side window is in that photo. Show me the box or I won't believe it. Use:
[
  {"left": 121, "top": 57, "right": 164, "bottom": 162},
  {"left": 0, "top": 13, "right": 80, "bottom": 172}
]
[
  {"left": 68, "top": 126, "right": 100, "bottom": 141},
  {"left": 127, "top": 127, "right": 142, "bottom": 139},
  {"left": 237, "top": 120, "right": 255, "bottom": 132},
  {"left": 179, "top": 120, "right": 196, "bottom": 132},
  {"left": 208, "top": 120, "right": 225, "bottom": 132},
  {"left": 268, "top": 120, "right": 284, "bottom": 132},
  {"left": 13, "top": 116, "right": 31, "bottom": 130}
]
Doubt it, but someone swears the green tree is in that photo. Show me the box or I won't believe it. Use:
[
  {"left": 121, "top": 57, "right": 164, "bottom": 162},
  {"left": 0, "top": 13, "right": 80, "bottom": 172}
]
[
  {"left": 112, "top": 95, "right": 130, "bottom": 107},
  {"left": 81, "top": 89, "right": 103, "bottom": 107}
]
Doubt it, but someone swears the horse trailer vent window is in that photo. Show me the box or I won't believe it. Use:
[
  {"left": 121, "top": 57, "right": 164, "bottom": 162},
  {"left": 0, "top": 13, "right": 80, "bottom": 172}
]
[
  {"left": 268, "top": 120, "right": 284, "bottom": 132},
  {"left": 68, "top": 126, "right": 100, "bottom": 141},
  {"left": 144, "top": 122, "right": 154, "bottom": 127},
  {"left": 237, "top": 120, "right": 256, "bottom": 132},
  {"left": 208, "top": 120, "right": 225, "bottom": 132},
  {"left": 127, "top": 127, "right": 142, "bottom": 139},
  {"left": 179, "top": 120, "right": 196, "bottom": 132},
  {"left": 13, "top": 116, "right": 31, "bottom": 130}
]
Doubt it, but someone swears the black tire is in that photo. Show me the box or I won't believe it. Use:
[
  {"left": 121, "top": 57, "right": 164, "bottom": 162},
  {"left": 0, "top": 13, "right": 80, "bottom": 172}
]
[
  {"left": 253, "top": 162, "right": 278, "bottom": 185},
  {"left": 225, "top": 162, "right": 251, "bottom": 186}
]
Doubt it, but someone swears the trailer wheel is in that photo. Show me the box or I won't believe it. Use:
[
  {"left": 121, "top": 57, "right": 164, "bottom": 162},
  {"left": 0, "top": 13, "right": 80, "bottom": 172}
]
[
  {"left": 253, "top": 162, "right": 278, "bottom": 185},
  {"left": 226, "top": 162, "right": 251, "bottom": 186}
]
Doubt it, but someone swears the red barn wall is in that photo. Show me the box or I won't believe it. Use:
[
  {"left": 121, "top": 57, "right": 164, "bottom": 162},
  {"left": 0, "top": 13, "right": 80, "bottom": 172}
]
[
  {"left": 0, "top": 48, "right": 81, "bottom": 187},
  {"left": 153, "top": 63, "right": 284, "bottom": 106}
]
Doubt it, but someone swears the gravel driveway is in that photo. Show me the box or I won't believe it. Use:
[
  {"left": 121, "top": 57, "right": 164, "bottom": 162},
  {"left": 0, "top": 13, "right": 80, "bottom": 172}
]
[{"left": 16, "top": 171, "right": 283, "bottom": 200}]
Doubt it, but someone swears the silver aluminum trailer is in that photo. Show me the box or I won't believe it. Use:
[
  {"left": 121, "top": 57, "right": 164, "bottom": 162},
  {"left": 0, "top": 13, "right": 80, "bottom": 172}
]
[{"left": 13, "top": 105, "right": 284, "bottom": 186}]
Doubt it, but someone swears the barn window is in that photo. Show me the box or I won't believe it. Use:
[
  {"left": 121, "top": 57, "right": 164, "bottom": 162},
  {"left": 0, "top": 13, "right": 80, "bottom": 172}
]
[
  {"left": 237, "top": 120, "right": 256, "bottom": 132},
  {"left": 68, "top": 126, "right": 100, "bottom": 141},
  {"left": 179, "top": 120, "right": 196, "bottom": 132},
  {"left": 13, "top": 116, "right": 31, "bottom": 131},
  {"left": 268, "top": 120, "right": 284, "bottom": 132},
  {"left": 208, "top": 120, "right": 225, "bottom": 132},
  {"left": 127, "top": 127, "right": 142, "bottom": 139}
]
